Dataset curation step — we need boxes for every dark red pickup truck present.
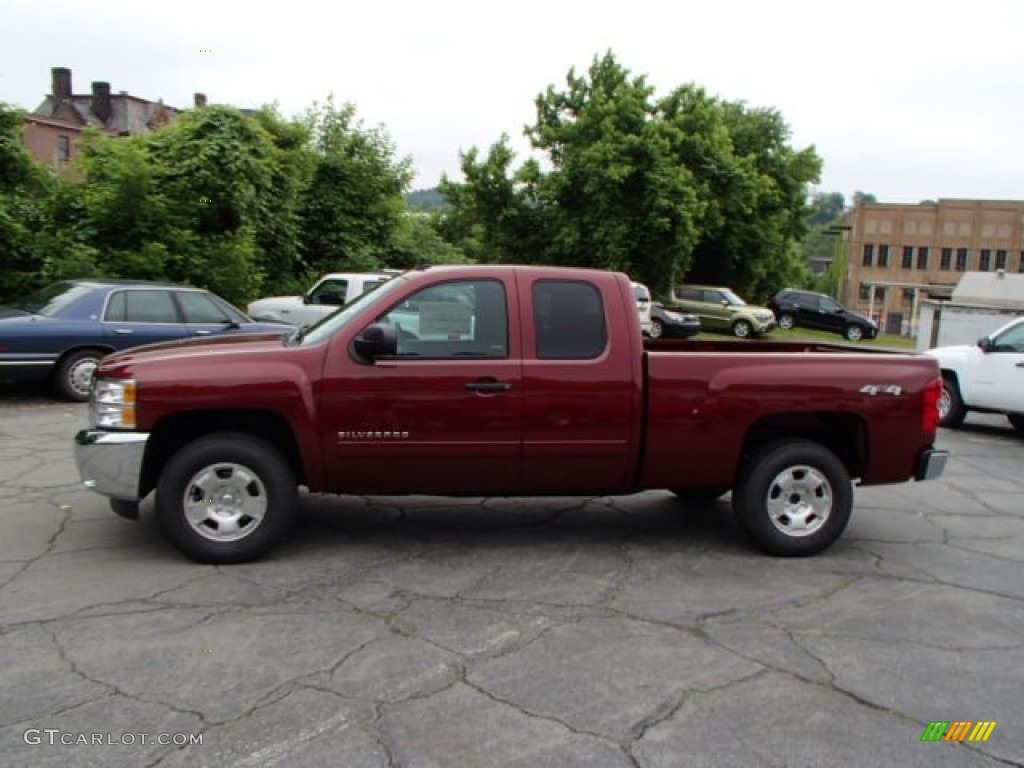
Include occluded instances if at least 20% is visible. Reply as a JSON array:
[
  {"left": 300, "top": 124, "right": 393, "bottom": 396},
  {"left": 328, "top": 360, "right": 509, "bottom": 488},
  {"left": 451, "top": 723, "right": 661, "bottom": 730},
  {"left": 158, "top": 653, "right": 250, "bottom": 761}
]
[{"left": 74, "top": 265, "right": 947, "bottom": 563}]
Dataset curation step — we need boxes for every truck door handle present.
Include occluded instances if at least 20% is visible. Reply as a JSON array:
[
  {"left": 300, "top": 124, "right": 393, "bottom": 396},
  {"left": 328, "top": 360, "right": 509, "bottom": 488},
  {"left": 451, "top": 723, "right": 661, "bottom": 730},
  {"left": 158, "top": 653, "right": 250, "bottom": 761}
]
[
  {"left": 465, "top": 379, "right": 512, "bottom": 393},
  {"left": 114, "top": 328, "right": 134, "bottom": 335},
  {"left": 193, "top": 330, "right": 212, "bottom": 335},
  {"left": 1016, "top": 362, "right": 1024, "bottom": 367}
]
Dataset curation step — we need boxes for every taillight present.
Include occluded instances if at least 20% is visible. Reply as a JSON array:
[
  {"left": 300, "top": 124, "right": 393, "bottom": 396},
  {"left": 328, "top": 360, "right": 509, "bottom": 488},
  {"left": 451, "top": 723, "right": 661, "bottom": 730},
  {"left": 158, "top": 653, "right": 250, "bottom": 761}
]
[{"left": 922, "top": 376, "right": 941, "bottom": 436}]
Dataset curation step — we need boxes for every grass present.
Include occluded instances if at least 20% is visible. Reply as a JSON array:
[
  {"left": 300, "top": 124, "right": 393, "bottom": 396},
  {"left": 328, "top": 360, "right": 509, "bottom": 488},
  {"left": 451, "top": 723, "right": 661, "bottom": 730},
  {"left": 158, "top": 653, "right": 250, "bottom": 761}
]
[
  {"left": 767, "top": 327, "right": 917, "bottom": 349},
  {"left": 690, "top": 326, "right": 919, "bottom": 350}
]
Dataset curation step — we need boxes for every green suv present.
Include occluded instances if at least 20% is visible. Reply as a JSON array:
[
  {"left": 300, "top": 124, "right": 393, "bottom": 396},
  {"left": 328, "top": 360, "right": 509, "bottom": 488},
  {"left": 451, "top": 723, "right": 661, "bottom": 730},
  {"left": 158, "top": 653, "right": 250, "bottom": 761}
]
[{"left": 671, "top": 285, "right": 776, "bottom": 337}]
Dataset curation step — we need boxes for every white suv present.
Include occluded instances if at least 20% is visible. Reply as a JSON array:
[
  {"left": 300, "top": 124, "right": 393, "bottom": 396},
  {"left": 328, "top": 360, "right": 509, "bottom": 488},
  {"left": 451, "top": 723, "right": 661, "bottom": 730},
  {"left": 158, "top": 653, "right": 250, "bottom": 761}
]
[
  {"left": 248, "top": 272, "right": 396, "bottom": 327},
  {"left": 632, "top": 282, "right": 653, "bottom": 336}
]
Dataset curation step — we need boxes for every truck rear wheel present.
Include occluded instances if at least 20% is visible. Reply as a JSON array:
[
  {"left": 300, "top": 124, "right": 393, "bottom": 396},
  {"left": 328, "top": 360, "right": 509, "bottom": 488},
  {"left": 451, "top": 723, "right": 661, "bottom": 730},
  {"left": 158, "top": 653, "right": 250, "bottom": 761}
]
[
  {"left": 1008, "top": 414, "right": 1024, "bottom": 433},
  {"left": 938, "top": 374, "right": 966, "bottom": 428},
  {"left": 155, "top": 433, "right": 296, "bottom": 563},
  {"left": 733, "top": 440, "right": 852, "bottom": 557}
]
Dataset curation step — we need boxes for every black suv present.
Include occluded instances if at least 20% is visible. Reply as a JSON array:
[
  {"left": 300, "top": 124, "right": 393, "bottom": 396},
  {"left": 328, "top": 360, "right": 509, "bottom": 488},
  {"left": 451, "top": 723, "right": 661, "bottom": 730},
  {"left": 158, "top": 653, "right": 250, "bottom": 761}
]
[{"left": 766, "top": 289, "right": 878, "bottom": 342}]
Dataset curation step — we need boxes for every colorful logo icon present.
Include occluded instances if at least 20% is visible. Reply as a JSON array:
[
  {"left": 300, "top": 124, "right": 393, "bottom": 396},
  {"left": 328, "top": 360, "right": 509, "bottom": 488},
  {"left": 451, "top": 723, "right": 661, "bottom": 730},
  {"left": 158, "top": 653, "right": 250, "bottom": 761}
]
[{"left": 921, "top": 721, "right": 997, "bottom": 742}]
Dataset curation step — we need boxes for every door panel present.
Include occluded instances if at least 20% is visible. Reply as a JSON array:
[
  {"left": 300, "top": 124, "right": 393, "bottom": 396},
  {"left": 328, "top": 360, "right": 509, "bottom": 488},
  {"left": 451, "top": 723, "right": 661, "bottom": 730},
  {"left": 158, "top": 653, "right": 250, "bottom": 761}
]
[
  {"left": 318, "top": 277, "right": 523, "bottom": 495},
  {"left": 519, "top": 277, "right": 639, "bottom": 493}
]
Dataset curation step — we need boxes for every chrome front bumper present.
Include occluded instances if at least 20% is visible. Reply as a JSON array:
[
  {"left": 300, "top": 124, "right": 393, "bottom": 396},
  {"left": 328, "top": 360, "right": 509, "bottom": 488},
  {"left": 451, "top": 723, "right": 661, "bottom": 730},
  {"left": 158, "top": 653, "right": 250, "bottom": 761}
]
[
  {"left": 73, "top": 429, "right": 149, "bottom": 500},
  {"left": 915, "top": 448, "right": 949, "bottom": 481}
]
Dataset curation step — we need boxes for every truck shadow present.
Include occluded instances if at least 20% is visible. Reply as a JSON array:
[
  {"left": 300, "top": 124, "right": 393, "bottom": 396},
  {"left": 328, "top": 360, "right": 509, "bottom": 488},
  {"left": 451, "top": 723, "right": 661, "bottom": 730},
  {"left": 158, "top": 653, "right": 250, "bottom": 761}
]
[{"left": 285, "top": 491, "right": 748, "bottom": 555}]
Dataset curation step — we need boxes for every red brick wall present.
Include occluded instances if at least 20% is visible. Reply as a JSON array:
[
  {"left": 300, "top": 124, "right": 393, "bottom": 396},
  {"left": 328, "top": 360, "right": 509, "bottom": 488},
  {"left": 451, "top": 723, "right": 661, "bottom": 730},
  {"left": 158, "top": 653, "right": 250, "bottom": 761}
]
[{"left": 21, "top": 121, "right": 83, "bottom": 168}]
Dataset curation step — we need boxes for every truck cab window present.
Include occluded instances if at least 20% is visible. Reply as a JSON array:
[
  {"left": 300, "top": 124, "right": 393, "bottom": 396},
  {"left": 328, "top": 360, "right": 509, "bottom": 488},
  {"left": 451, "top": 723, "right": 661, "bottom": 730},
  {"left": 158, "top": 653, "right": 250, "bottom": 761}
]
[
  {"left": 533, "top": 280, "right": 607, "bottom": 359},
  {"left": 379, "top": 279, "right": 508, "bottom": 358}
]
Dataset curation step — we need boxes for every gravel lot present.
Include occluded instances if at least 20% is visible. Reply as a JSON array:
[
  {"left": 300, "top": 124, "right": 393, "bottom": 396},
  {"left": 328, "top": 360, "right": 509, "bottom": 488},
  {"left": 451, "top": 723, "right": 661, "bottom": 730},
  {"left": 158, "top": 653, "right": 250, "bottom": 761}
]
[{"left": 1, "top": 387, "right": 1021, "bottom": 767}]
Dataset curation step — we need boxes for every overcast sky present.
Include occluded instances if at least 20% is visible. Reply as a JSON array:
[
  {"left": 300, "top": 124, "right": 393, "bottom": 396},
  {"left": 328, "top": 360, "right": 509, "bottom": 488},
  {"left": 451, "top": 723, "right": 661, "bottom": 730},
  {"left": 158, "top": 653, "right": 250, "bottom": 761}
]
[{"left": 3, "top": 0, "right": 1023, "bottom": 204}]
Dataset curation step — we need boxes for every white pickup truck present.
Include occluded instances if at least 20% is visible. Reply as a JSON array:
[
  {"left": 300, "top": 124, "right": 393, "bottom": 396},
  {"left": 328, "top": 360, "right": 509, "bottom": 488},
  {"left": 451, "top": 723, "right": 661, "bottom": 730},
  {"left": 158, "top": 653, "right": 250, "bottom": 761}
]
[
  {"left": 928, "top": 315, "right": 1024, "bottom": 432},
  {"left": 248, "top": 272, "right": 396, "bottom": 327}
]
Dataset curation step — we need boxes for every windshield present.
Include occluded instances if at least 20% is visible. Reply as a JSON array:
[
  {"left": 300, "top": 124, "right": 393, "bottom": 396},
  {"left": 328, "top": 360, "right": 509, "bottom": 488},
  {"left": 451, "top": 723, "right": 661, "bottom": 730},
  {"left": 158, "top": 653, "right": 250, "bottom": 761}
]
[
  {"left": 721, "top": 289, "right": 746, "bottom": 306},
  {"left": 291, "top": 274, "right": 410, "bottom": 346},
  {"left": 9, "top": 282, "right": 94, "bottom": 316}
]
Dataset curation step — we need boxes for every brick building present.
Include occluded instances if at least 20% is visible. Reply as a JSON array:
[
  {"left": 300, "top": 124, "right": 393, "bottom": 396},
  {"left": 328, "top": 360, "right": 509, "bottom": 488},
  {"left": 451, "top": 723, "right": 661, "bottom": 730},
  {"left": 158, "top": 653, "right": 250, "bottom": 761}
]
[
  {"left": 20, "top": 67, "right": 206, "bottom": 169},
  {"left": 841, "top": 199, "right": 1024, "bottom": 335}
]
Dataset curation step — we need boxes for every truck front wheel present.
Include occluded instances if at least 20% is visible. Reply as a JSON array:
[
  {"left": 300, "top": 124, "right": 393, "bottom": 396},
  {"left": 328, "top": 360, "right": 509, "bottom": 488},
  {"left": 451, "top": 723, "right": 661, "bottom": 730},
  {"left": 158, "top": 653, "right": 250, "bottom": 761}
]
[
  {"left": 155, "top": 433, "right": 297, "bottom": 563},
  {"left": 733, "top": 440, "right": 852, "bottom": 557}
]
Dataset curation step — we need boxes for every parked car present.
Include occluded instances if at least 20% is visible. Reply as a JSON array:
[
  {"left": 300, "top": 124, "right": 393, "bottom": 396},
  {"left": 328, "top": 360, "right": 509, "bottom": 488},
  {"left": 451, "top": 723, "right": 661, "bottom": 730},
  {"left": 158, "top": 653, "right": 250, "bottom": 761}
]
[
  {"left": 767, "top": 288, "right": 878, "bottom": 342},
  {"left": 632, "top": 282, "right": 653, "bottom": 336},
  {"left": 0, "top": 280, "right": 293, "bottom": 402},
  {"left": 926, "top": 315, "right": 1024, "bottom": 432},
  {"left": 248, "top": 271, "right": 397, "bottom": 327},
  {"left": 649, "top": 302, "right": 701, "bottom": 339},
  {"left": 671, "top": 285, "right": 775, "bottom": 337},
  {"left": 73, "top": 265, "right": 946, "bottom": 564}
]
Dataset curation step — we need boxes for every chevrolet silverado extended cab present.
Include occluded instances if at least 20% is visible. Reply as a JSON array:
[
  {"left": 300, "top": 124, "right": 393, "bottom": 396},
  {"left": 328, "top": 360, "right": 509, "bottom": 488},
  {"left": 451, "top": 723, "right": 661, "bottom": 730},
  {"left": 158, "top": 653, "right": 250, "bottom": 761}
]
[{"left": 74, "top": 266, "right": 948, "bottom": 564}]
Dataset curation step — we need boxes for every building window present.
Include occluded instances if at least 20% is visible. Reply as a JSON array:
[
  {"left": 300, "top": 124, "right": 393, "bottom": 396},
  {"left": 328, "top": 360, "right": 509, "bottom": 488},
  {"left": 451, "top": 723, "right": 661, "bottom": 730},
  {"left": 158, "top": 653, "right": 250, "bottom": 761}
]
[
  {"left": 877, "top": 244, "right": 890, "bottom": 268},
  {"left": 901, "top": 246, "right": 913, "bottom": 269},
  {"left": 996, "top": 249, "right": 1008, "bottom": 270},
  {"left": 1019, "top": 251, "right": 1024, "bottom": 273},
  {"left": 56, "top": 135, "right": 70, "bottom": 163},
  {"left": 858, "top": 283, "right": 870, "bottom": 300},
  {"left": 862, "top": 243, "right": 874, "bottom": 267},
  {"left": 903, "top": 288, "right": 916, "bottom": 302},
  {"left": 916, "top": 246, "right": 929, "bottom": 270},
  {"left": 956, "top": 248, "right": 969, "bottom": 271},
  {"left": 979, "top": 249, "right": 991, "bottom": 271},
  {"left": 940, "top": 247, "right": 953, "bottom": 270}
]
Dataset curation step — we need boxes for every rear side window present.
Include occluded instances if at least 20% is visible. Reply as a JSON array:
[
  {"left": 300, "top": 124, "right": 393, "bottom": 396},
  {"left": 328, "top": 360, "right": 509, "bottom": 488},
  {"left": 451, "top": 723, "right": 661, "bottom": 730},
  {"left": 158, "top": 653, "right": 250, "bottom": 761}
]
[
  {"left": 176, "top": 291, "right": 231, "bottom": 324},
  {"left": 533, "top": 280, "right": 607, "bottom": 359},
  {"left": 105, "top": 290, "right": 179, "bottom": 323},
  {"left": 676, "top": 287, "right": 701, "bottom": 301}
]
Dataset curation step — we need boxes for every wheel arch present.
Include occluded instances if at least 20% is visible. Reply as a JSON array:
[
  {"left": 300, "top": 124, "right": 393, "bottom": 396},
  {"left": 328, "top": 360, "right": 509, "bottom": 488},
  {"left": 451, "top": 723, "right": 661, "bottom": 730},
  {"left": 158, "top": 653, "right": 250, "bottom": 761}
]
[
  {"left": 738, "top": 412, "right": 866, "bottom": 482},
  {"left": 50, "top": 344, "right": 116, "bottom": 375},
  {"left": 140, "top": 409, "right": 306, "bottom": 497}
]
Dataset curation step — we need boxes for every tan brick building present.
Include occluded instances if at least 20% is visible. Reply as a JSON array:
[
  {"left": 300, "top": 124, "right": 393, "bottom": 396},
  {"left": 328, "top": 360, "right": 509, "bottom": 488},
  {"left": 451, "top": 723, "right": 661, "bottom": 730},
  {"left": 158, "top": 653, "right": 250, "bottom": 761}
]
[
  {"left": 841, "top": 199, "right": 1024, "bottom": 335},
  {"left": 21, "top": 67, "right": 205, "bottom": 171}
]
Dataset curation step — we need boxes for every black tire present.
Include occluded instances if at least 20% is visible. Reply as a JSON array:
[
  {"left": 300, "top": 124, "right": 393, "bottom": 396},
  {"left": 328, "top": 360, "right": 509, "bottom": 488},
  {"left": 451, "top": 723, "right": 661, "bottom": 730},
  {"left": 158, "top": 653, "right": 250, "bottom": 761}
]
[
  {"left": 671, "top": 486, "right": 729, "bottom": 504},
  {"left": 732, "top": 440, "right": 852, "bottom": 557},
  {"left": 649, "top": 319, "right": 664, "bottom": 339},
  {"left": 777, "top": 313, "right": 795, "bottom": 330},
  {"left": 155, "top": 433, "right": 297, "bottom": 563},
  {"left": 732, "top": 319, "right": 753, "bottom": 338},
  {"left": 844, "top": 324, "right": 865, "bottom": 342},
  {"left": 1007, "top": 414, "right": 1024, "bottom": 433},
  {"left": 938, "top": 374, "right": 967, "bottom": 428},
  {"left": 55, "top": 349, "right": 103, "bottom": 402}
]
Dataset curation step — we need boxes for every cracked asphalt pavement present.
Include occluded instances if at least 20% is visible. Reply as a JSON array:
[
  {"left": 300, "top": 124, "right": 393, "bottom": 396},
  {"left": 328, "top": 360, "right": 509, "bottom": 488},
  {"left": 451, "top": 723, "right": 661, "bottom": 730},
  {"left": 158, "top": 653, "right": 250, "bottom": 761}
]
[{"left": 1, "top": 388, "right": 1022, "bottom": 767}]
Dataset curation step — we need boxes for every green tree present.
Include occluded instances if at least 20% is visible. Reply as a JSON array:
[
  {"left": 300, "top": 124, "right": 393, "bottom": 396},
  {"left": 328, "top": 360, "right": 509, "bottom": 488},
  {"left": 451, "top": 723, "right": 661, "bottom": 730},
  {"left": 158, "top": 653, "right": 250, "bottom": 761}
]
[
  {"left": 298, "top": 97, "right": 413, "bottom": 275},
  {"left": 0, "top": 103, "right": 55, "bottom": 301}
]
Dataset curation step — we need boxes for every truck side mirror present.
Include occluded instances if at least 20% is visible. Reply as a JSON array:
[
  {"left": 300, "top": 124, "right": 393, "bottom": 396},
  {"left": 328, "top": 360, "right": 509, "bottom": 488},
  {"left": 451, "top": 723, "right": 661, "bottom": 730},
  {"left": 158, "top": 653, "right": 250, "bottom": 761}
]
[
  {"left": 977, "top": 337, "right": 992, "bottom": 352},
  {"left": 354, "top": 322, "right": 398, "bottom": 361}
]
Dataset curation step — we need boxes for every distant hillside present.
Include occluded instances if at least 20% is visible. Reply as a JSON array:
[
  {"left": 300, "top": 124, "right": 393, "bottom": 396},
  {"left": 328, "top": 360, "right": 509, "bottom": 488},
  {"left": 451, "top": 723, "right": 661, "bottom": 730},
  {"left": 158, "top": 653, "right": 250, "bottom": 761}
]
[{"left": 406, "top": 187, "right": 450, "bottom": 212}]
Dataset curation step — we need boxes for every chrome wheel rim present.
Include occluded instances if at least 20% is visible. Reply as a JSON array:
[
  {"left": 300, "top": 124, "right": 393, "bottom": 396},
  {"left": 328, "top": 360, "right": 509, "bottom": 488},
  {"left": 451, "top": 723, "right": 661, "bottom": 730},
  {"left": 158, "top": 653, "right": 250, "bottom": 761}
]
[
  {"left": 734, "top": 322, "right": 751, "bottom": 338},
  {"left": 765, "top": 465, "right": 832, "bottom": 537},
  {"left": 938, "top": 387, "right": 951, "bottom": 419},
  {"left": 183, "top": 462, "right": 267, "bottom": 542},
  {"left": 846, "top": 326, "right": 863, "bottom": 341},
  {"left": 69, "top": 357, "right": 99, "bottom": 399},
  {"left": 650, "top": 321, "right": 662, "bottom": 339},
  {"left": 779, "top": 315, "right": 794, "bottom": 330}
]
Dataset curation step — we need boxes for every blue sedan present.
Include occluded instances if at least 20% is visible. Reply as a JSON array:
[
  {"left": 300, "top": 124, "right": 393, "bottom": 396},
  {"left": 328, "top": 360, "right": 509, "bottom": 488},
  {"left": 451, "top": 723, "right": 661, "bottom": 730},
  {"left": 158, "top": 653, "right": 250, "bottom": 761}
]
[{"left": 0, "top": 279, "right": 294, "bottom": 401}]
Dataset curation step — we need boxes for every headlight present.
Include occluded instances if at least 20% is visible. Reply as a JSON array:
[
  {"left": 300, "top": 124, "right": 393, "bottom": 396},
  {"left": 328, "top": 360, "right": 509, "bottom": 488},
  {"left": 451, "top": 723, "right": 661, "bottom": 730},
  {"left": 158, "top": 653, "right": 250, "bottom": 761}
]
[
  {"left": 664, "top": 311, "right": 685, "bottom": 322},
  {"left": 91, "top": 378, "right": 137, "bottom": 429}
]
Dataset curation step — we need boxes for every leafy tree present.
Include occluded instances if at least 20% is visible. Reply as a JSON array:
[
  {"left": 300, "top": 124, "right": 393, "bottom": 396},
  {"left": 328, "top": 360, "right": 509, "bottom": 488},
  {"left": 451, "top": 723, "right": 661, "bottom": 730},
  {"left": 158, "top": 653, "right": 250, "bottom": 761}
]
[
  {"left": 807, "top": 191, "right": 845, "bottom": 227},
  {"left": 298, "top": 97, "right": 413, "bottom": 275},
  {"left": 0, "top": 103, "right": 54, "bottom": 301},
  {"left": 438, "top": 52, "right": 821, "bottom": 301},
  {"left": 406, "top": 187, "right": 449, "bottom": 212}
]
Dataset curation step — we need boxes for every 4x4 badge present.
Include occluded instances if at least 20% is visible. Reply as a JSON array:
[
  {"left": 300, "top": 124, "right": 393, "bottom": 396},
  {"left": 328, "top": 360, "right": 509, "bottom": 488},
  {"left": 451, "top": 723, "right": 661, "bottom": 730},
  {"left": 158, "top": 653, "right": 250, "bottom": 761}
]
[{"left": 860, "top": 384, "right": 902, "bottom": 396}]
